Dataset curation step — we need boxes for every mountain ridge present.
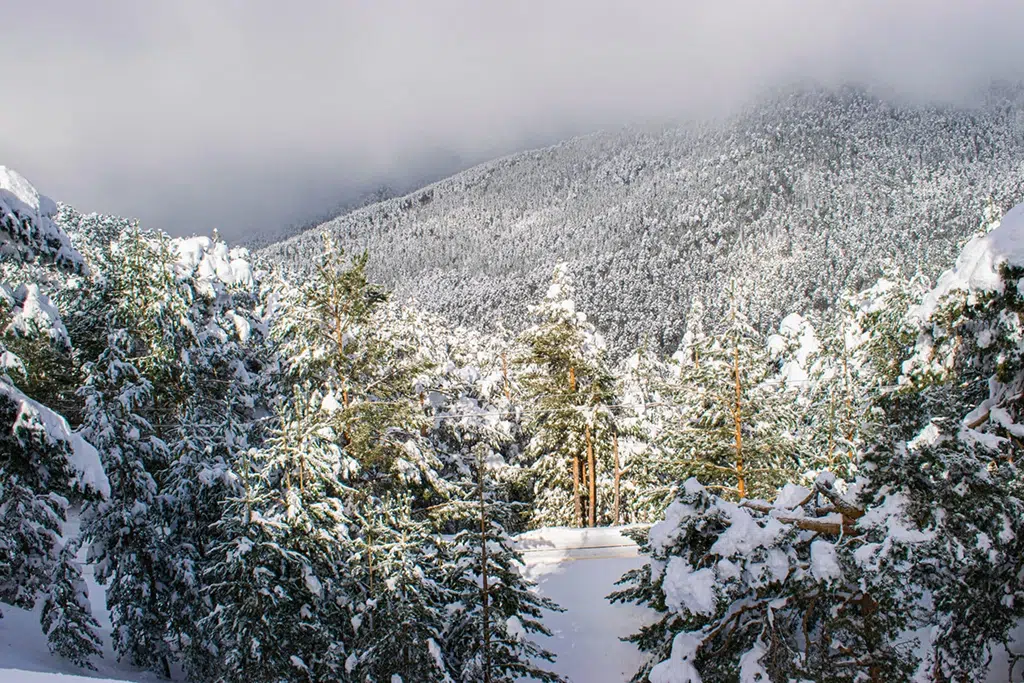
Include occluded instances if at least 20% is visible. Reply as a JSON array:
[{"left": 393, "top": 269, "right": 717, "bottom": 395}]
[{"left": 261, "top": 84, "right": 1024, "bottom": 354}]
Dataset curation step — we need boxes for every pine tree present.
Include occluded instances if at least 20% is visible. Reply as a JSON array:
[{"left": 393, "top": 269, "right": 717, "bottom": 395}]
[
  {"left": 611, "top": 477, "right": 915, "bottom": 683},
  {"left": 79, "top": 332, "right": 174, "bottom": 676},
  {"left": 201, "top": 489, "right": 319, "bottom": 683},
  {"left": 798, "top": 305, "right": 872, "bottom": 480},
  {"left": 40, "top": 540, "right": 103, "bottom": 670},
  {"left": 0, "top": 168, "right": 107, "bottom": 661},
  {"left": 73, "top": 229, "right": 196, "bottom": 676},
  {"left": 440, "top": 445, "right": 564, "bottom": 683},
  {"left": 616, "top": 203, "right": 1024, "bottom": 682},
  {"left": 614, "top": 345, "right": 671, "bottom": 523},
  {"left": 517, "top": 263, "right": 617, "bottom": 527},
  {"left": 658, "top": 285, "right": 801, "bottom": 500},
  {"left": 273, "top": 236, "right": 443, "bottom": 500},
  {"left": 203, "top": 388, "right": 360, "bottom": 681},
  {"left": 346, "top": 496, "right": 455, "bottom": 682}
]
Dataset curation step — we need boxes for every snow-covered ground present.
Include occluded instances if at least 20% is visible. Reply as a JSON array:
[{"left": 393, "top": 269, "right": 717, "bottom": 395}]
[
  {"left": 0, "top": 515, "right": 168, "bottom": 683},
  {"left": 0, "top": 556, "right": 169, "bottom": 683},
  {"left": 516, "top": 526, "right": 653, "bottom": 683}
]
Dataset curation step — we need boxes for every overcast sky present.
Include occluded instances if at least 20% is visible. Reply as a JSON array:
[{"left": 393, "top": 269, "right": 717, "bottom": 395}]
[{"left": 2, "top": 0, "right": 1023, "bottom": 241}]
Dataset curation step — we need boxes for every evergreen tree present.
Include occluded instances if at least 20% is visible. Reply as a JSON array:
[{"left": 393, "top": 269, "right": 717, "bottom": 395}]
[
  {"left": 614, "top": 345, "right": 670, "bottom": 523},
  {"left": 79, "top": 332, "right": 174, "bottom": 676},
  {"left": 40, "top": 540, "right": 103, "bottom": 670},
  {"left": 203, "top": 388, "right": 359, "bottom": 681},
  {"left": 517, "top": 263, "right": 617, "bottom": 527},
  {"left": 440, "top": 446, "right": 564, "bottom": 682},
  {"left": 346, "top": 496, "right": 454, "bottom": 682},
  {"left": 273, "top": 236, "right": 443, "bottom": 500},
  {"left": 0, "top": 168, "right": 107, "bottom": 663},
  {"left": 657, "top": 285, "right": 801, "bottom": 500},
  {"left": 611, "top": 477, "right": 914, "bottom": 683},
  {"left": 616, "top": 203, "right": 1024, "bottom": 683}
]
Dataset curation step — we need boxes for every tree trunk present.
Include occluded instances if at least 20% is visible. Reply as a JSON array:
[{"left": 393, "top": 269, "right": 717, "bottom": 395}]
[
  {"left": 733, "top": 340, "right": 745, "bottom": 499},
  {"left": 478, "top": 457, "right": 491, "bottom": 683},
  {"left": 842, "top": 351, "right": 855, "bottom": 461},
  {"left": 573, "top": 456, "right": 582, "bottom": 528},
  {"left": 586, "top": 423, "right": 597, "bottom": 527},
  {"left": 613, "top": 431, "right": 621, "bottom": 526},
  {"left": 569, "top": 365, "right": 582, "bottom": 526}
]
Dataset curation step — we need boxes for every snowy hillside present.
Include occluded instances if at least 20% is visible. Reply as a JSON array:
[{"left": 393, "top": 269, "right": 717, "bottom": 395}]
[{"left": 262, "top": 85, "right": 1024, "bottom": 353}]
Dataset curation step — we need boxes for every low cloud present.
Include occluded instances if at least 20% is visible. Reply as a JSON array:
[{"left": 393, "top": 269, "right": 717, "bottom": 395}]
[{"left": 2, "top": 0, "right": 1023, "bottom": 240}]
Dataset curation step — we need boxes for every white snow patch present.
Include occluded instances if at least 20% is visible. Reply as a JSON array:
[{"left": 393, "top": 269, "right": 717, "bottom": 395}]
[
  {"left": 810, "top": 540, "right": 842, "bottom": 583},
  {"left": 649, "top": 632, "right": 703, "bottom": 683},
  {"left": 516, "top": 526, "right": 652, "bottom": 683},
  {"left": 774, "top": 483, "right": 811, "bottom": 509},
  {"left": 662, "top": 561, "right": 717, "bottom": 616},
  {"left": 1, "top": 380, "right": 109, "bottom": 497},
  {"left": 738, "top": 639, "right": 772, "bottom": 683}
]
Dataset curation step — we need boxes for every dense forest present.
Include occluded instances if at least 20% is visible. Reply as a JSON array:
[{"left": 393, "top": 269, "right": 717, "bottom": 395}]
[
  {"left": 264, "top": 84, "right": 1024, "bottom": 355},
  {"left": 4, "top": 85, "right": 1024, "bottom": 683},
  {"left": 4, "top": 158, "right": 1024, "bottom": 681}
]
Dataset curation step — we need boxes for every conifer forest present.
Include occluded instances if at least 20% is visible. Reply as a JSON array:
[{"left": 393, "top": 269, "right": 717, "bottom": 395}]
[{"left": 5, "top": 47, "right": 1024, "bottom": 683}]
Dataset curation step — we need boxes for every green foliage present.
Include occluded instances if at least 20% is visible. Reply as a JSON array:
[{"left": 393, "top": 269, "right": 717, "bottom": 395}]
[
  {"left": 517, "top": 263, "right": 618, "bottom": 527},
  {"left": 657, "top": 286, "right": 801, "bottom": 501}
]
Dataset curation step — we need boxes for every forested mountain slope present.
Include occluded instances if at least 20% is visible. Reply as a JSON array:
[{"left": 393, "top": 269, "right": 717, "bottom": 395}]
[{"left": 262, "top": 85, "right": 1024, "bottom": 354}]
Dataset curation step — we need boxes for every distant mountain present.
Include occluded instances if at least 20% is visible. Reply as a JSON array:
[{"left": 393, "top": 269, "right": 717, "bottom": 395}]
[
  {"left": 238, "top": 184, "right": 402, "bottom": 250},
  {"left": 261, "top": 84, "right": 1024, "bottom": 355}
]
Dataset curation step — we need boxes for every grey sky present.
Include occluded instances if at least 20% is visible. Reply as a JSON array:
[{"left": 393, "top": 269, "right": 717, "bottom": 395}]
[{"left": 2, "top": 0, "right": 1023, "bottom": 241}]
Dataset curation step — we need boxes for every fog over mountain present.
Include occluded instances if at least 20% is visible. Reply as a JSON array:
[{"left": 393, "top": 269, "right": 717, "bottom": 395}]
[{"left": 2, "top": 1, "right": 1024, "bottom": 240}]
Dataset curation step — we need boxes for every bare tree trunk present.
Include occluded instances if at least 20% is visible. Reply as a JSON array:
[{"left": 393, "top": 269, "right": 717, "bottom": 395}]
[
  {"left": 586, "top": 423, "right": 596, "bottom": 527},
  {"left": 478, "top": 456, "right": 491, "bottom": 683},
  {"left": 733, "top": 340, "right": 746, "bottom": 499},
  {"left": 613, "top": 431, "right": 621, "bottom": 526}
]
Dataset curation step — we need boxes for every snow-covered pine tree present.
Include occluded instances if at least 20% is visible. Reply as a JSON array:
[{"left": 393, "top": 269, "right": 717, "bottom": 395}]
[
  {"left": 200, "top": 475, "right": 319, "bottom": 683},
  {"left": 202, "top": 386, "right": 359, "bottom": 681},
  {"left": 616, "top": 203, "right": 1024, "bottom": 682},
  {"left": 156, "top": 236, "right": 273, "bottom": 676},
  {"left": 0, "top": 167, "right": 108, "bottom": 664},
  {"left": 657, "top": 285, "right": 801, "bottom": 501},
  {"left": 72, "top": 222, "right": 209, "bottom": 676},
  {"left": 79, "top": 331, "right": 174, "bottom": 676},
  {"left": 40, "top": 539, "right": 103, "bottom": 669},
  {"left": 440, "top": 445, "right": 564, "bottom": 683},
  {"left": 345, "top": 495, "right": 455, "bottom": 682},
  {"left": 610, "top": 477, "right": 915, "bottom": 683},
  {"left": 405, "top": 306, "right": 539, "bottom": 531},
  {"left": 517, "top": 262, "right": 617, "bottom": 527},
  {"left": 614, "top": 345, "right": 671, "bottom": 523},
  {"left": 273, "top": 235, "right": 444, "bottom": 501},
  {"left": 792, "top": 304, "right": 874, "bottom": 481},
  {"left": 851, "top": 202, "right": 1024, "bottom": 680}
]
